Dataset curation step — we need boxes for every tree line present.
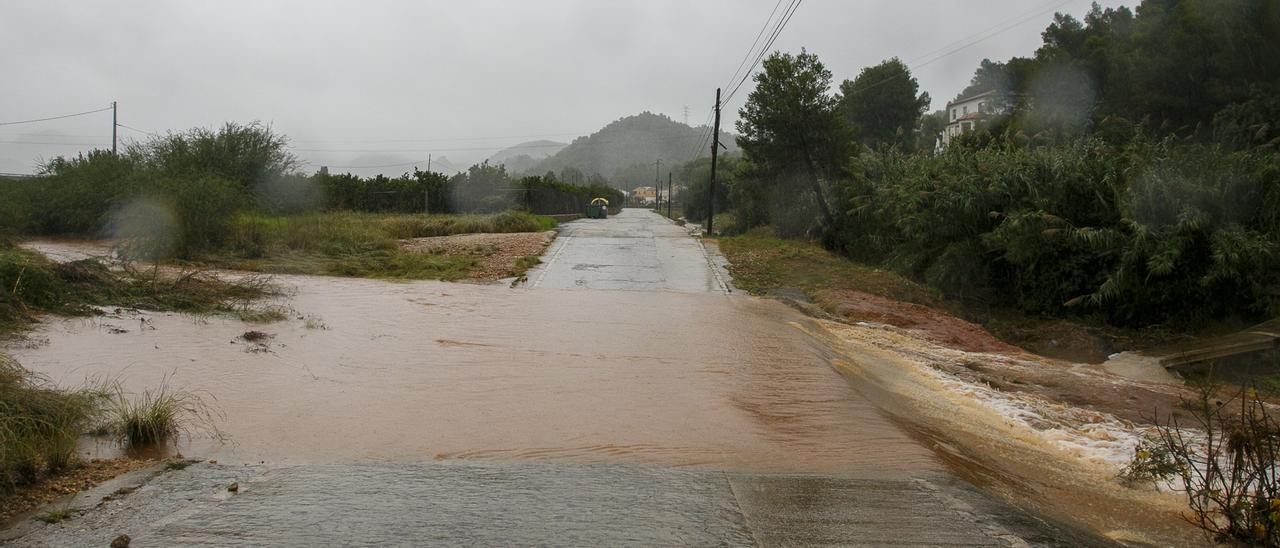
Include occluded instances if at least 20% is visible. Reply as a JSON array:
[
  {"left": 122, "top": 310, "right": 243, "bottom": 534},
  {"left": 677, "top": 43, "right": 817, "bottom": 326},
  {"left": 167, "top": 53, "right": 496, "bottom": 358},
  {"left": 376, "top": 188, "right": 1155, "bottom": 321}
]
[
  {"left": 714, "top": 0, "right": 1280, "bottom": 327},
  {"left": 0, "top": 123, "right": 623, "bottom": 257}
]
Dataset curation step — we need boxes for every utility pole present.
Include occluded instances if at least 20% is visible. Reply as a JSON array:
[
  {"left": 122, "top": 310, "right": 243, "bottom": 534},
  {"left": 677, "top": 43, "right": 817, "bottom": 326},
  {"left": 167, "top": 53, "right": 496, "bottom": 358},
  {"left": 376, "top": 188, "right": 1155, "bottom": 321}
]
[
  {"left": 707, "top": 88, "right": 721, "bottom": 235},
  {"left": 654, "top": 159, "right": 661, "bottom": 211},
  {"left": 111, "top": 101, "right": 117, "bottom": 155},
  {"left": 683, "top": 105, "right": 690, "bottom": 126},
  {"left": 424, "top": 154, "right": 432, "bottom": 214},
  {"left": 667, "top": 172, "right": 672, "bottom": 219}
]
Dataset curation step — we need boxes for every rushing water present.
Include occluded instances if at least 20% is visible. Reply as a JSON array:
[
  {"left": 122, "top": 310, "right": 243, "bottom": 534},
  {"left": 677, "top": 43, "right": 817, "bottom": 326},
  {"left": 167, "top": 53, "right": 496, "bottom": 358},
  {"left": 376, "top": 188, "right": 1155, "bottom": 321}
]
[
  {"left": 12, "top": 240, "right": 1205, "bottom": 544},
  {"left": 11, "top": 270, "right": 941, "bottom": 477}
]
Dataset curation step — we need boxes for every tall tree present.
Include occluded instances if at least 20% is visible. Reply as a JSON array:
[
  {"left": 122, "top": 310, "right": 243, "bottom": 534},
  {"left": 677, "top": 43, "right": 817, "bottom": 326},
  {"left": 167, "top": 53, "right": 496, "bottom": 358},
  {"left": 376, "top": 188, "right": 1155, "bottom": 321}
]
[
  {"left": 736, "top": 49, "right": 850, "bottom": 230},
  {"left": 837, "top": 58, "right": 931, "bottom": 149}
]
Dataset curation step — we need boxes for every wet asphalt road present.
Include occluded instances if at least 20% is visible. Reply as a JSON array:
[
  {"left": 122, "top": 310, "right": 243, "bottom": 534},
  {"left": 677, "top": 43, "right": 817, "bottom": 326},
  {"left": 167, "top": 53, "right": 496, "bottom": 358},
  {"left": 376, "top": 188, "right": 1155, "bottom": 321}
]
[
  {"left": 529, "top": 208, "right": 730, "bottom": 292},
  {"left": 6, "top": 210, "right": 1104, "bottom": 547}
]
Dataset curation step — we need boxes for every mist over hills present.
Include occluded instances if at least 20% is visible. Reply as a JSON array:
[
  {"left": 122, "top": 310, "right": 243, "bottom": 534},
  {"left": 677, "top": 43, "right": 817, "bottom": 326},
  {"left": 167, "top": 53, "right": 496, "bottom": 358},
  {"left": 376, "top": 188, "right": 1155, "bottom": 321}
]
[
  {"left": 486, "top": 140, "right": 568, "bottom": 173},
  {"left": 528, "top": 112, "right": 737, "bottom": 188}
]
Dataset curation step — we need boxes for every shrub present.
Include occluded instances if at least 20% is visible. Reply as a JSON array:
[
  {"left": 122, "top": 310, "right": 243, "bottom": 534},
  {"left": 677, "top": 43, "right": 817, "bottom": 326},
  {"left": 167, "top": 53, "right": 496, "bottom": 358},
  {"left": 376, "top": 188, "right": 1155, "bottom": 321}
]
[
  {"left": 0, "top": 354, "right": 100, "bottom": 493},
  {"left": 826, "top": 137, "right": 1280, "bottom": 326},
  {"left": 1128, "top": 381, "right": 1280, "bottom": 546}
]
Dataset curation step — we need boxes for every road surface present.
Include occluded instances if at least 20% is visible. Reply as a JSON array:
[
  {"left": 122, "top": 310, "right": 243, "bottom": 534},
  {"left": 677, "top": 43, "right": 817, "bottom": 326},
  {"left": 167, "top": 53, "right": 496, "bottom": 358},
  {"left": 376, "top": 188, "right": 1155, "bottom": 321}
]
[
  {"left": 6, "top": 210, "right": 1103, "bottom": 546},
  {"left": 529, "top": 208, "right": 730, "bottom": 292}
]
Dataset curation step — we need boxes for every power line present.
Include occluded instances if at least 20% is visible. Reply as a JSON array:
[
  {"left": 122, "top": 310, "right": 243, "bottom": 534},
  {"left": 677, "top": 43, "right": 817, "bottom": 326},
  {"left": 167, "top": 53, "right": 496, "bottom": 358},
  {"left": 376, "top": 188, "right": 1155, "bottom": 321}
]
[
  {"left": 0, "top": 140, "right": 107, "bottom": 146},
  {"left": 721, "top": 0, "right": 786, "bottom": 93},
  {"left": 293, "top": 142, "right": 572, "bottom": 154},
  {"left": 290, "top": 131, "right": 589, "bottom": 144},
  {"left": 116, "top": 123, "right": 157, "bottom": 136},
  {"left": 722, "top": 0, "right": 803, "bottom": 106},
  {"left": 841, "top": 0, "right": 1080, "bottom": 99},
  {"left": 0, "top": 106, "right": 113, "bottom": 127}
]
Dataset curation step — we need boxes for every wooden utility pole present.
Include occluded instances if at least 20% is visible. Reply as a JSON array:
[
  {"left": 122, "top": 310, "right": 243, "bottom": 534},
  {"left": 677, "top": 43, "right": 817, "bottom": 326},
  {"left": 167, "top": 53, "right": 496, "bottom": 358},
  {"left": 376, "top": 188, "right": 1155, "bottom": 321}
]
[
  {"left": 707, "top": 88, "right": 721, "bottom": 235},
  {"left": 111, "top": 101, "right": 117, "bottom": 155},
  {"left": 667, "top": 172, "right": 672, "bottom": 219}
]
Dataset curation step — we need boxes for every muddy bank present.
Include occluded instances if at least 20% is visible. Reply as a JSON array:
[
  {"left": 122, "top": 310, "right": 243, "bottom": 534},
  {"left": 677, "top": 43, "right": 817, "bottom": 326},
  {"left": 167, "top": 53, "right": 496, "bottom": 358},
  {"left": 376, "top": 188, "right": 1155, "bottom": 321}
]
[
  {"left": 0, "top": 458, "right": 156, "bottom": 524},
  {"left": 807, "top": 319, "right": 1203, "bottom": 545}
]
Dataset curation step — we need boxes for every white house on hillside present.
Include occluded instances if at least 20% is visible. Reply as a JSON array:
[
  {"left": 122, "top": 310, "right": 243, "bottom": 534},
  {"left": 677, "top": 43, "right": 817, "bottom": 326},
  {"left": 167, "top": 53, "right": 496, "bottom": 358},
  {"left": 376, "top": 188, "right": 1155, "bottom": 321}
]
[{"left": 941, "top": 90, "right": 998, "bottom": 147}]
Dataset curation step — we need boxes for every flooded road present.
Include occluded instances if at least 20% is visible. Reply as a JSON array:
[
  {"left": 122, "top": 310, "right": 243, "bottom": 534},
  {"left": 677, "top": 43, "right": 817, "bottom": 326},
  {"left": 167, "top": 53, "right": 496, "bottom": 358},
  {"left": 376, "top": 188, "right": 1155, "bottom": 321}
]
[
  {"left": 15, "top": 278, "right": 939, "bottom": 475},
  {"left": 8, "top": 211, "right": 1176, "bottom": 545}
]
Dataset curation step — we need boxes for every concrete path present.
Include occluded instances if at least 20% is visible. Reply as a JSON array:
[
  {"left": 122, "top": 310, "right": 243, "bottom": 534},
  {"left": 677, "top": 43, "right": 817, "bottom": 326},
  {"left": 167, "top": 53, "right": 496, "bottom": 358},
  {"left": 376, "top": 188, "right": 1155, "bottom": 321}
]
[
  {"left": 528, "top": 208, "right": 729, "bottom": 292},
  {"left": 11, "top": 461, "right": 1092, "bottom": 547}
]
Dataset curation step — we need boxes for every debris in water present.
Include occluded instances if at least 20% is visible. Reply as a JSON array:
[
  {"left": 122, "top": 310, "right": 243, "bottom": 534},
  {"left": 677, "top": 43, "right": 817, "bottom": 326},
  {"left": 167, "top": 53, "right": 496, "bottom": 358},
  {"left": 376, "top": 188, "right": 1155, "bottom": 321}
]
[{"left": 241, "top": 331, "right": 272, "bottom": 342}]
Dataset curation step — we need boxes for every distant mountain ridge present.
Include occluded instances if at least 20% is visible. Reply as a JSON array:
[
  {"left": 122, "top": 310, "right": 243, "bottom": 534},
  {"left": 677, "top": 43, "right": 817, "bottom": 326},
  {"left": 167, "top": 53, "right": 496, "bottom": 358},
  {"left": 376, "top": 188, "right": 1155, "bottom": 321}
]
[
  {"left": 486, "top": 140, "right": 568, "bottom": 173},
  {"left": 529, "top": 112, "right": 737, "bottom": 188}
]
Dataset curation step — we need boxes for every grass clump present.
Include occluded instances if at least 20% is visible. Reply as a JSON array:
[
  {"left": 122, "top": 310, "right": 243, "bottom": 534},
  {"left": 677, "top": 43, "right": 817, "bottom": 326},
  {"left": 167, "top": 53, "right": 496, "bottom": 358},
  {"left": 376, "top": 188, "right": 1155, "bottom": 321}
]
[
  {"left": 105, "top": 382, "right": 216, "bottom": 448},
  {"left": 0, "top": 354, "right": 101, "bottom": 495},
  {"left": 36, "top": 507, "right": 75, "bottom": 524}
]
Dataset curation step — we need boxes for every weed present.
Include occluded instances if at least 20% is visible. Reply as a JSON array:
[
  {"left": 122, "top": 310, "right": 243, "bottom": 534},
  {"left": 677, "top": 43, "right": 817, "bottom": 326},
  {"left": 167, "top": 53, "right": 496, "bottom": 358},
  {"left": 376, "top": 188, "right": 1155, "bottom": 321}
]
[
  {"left": 514, "top": 255, "right": 542, "bottom": 271},
  {"left": 106, "top": 380, "right": 220, "bottom": 448},
  {"left": 1128, "top": 376, "right": 1280, "bottom": 545},
  {"left": 163, "top": 458, "right": 196, "bottom": 471},
  {"left": 36, "top": 507, "right": 75, "bottom": 524},
  {"left": 0, "top": 354, "right": 101, "bottom": 494},
  {"left": 302, "top": 315, "right": 327, "bottom": 330}
]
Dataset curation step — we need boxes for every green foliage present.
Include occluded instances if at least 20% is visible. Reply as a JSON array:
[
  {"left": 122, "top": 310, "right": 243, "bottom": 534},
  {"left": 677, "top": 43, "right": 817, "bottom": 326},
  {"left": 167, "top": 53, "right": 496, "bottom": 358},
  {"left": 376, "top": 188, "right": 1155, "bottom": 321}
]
[
  {"left": 837, "top": 58, "right": 931, "bottom": 150},
  {"left": 724, "top": 2, "right": 1280, "bottom": 329},
  {"left": 1137, "top": 381, "right": 1280, "bottom": 545},
  {"left": 208, "top": 210, "right": 551, "bottom": 279},
  {"left": 679, "top": 155, "right": 735, "bottom": 223},
  {"left": 0, "top": 123, "right": 613, "bottom": 259},
  {"left": 0, "top": 354, "right": 100, "bottom": 494},
  {"left": 736, "top": 49, "right": 853, "bottom": 231},
  {"left": 517, "top": 175, "right": 624, "bottom": 216},
  {"left": 127, "top": 122, "right": 298, "bottom": 188},
  {"left": 949, "top": 0, "right": 1280, "bottom": 143},
  {"left": 831, "top": 137, "right": 1280, "bottom": 325},
  {"left": 530, "top": 112, "right": 738, "bottom": 186}
]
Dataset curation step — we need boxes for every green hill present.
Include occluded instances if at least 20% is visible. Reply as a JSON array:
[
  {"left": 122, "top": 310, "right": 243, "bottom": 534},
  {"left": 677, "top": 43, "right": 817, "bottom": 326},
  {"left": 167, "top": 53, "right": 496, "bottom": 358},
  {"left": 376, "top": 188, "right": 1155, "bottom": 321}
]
[{"left": 530, "top": 112, "right": 737, "bottom": 189}]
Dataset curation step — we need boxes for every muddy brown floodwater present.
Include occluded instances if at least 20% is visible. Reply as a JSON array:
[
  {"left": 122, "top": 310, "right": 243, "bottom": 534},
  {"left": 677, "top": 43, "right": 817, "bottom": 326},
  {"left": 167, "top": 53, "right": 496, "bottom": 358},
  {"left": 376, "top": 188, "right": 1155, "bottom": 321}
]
[
  {"left": 13, "top": 239, "right": 1207, "bottom": 545},
  {"left": 11, "top": 273, "right": 941, "bottom": 477}
]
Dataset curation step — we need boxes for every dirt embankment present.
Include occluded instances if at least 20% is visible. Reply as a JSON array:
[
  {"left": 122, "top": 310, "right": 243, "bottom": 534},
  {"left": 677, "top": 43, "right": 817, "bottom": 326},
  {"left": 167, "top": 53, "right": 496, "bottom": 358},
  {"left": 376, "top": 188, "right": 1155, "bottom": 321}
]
[
  {"left": 810, "top": 287, "right": 1192, "bottom": 426},
  {"left": 1, "top": 458, "right": 156, "bottom": 524},
  {"left": 399, "top": 231, "right": 554, "bottom": 281}
]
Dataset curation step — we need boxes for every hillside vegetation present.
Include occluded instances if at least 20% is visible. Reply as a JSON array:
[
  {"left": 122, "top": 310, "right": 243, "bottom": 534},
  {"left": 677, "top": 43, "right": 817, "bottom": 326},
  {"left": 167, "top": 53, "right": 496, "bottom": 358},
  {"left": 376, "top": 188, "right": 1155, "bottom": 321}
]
[
  {"left": 713, "top": 0, "right": 1280, "bottom": 332},
  {"left": 530, "top": 112, "right": 738, "bottom": 189}
]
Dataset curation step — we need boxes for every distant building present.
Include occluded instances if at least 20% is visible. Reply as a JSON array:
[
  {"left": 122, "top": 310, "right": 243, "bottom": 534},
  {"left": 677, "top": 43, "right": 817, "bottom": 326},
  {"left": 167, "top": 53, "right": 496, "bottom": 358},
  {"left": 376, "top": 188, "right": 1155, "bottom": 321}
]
[
  {"left": 632, "top": 186, "right": 657, "bottom": 205},
  {"left": 941, "top": 90, "right": 998, "bottom": 147}
]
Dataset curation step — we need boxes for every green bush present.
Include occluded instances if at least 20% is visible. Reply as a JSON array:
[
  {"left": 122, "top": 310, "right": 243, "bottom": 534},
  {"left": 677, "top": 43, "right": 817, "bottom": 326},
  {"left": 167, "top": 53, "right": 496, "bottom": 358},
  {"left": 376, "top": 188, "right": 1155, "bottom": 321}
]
[
  {"left": 829, "top": 137, "right": 1280, "bottom": 325},
  {"left": 0, "top": 354, "right": 100, "bottom": 493}
]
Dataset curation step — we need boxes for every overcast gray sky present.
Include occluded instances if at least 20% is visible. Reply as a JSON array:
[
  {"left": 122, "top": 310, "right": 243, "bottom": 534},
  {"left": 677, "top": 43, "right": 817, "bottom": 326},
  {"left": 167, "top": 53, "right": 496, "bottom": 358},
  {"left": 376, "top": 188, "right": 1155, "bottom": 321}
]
[{"left": 0, "top": 0, "right": 1130, "bottom": 176}]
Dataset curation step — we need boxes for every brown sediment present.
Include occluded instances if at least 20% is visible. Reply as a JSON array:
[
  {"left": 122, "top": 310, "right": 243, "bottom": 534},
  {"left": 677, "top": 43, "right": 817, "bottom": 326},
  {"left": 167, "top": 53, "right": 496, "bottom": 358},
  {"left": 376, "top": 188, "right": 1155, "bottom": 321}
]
[
  {"left": 399, "top": 231, "right": 554, "bottom": 281},
  {"left": 809, "top": 319, "right": 1204, "bottom": 545},
  {"left": 812, "top": 288, "right": 1020, "bottom": 354},
  {"left": 1, "top": 458, "right": 156, "bottom": 524}
]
